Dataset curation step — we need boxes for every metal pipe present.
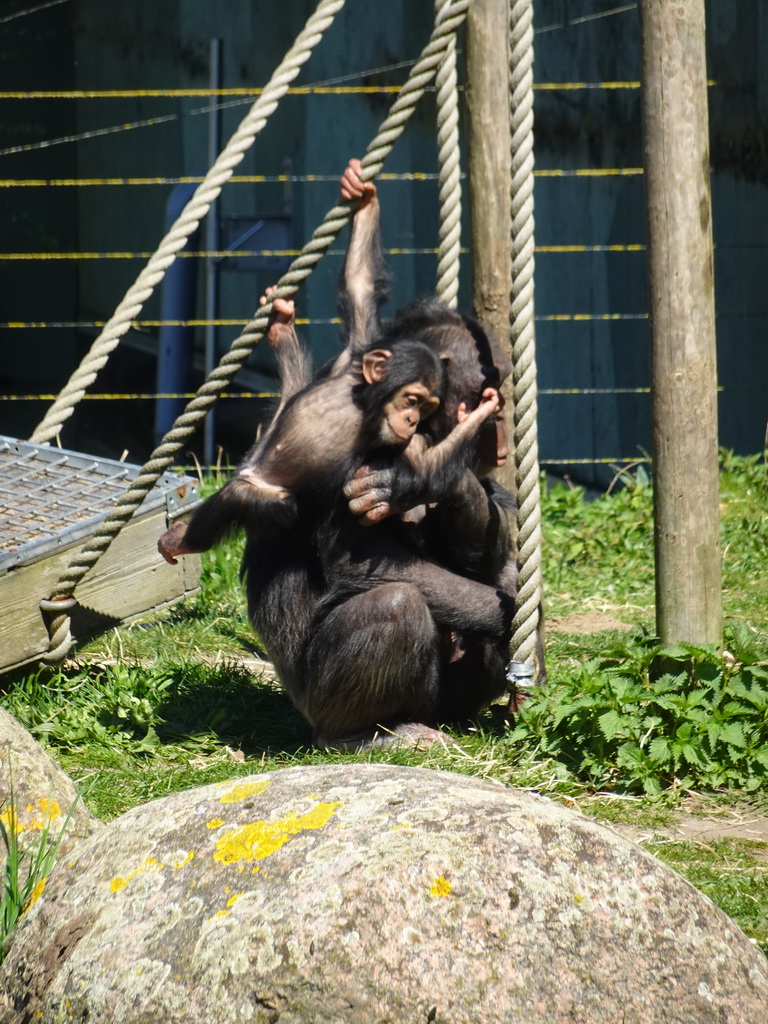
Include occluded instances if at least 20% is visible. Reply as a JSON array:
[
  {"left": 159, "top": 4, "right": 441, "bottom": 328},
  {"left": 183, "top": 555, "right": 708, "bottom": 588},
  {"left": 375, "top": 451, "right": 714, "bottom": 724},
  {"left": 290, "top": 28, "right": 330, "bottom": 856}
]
[
  {"left": 154, "top": 183, "right": 199, "bottom": 445},
  {"left": 204, "top": 37, "right": 223, "bottom": 467}
]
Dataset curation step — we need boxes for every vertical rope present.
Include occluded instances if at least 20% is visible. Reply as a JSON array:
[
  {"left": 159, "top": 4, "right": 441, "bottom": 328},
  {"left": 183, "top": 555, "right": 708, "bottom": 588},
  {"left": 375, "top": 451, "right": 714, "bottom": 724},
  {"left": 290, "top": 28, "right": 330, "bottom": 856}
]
[
  {"left": 507, "top": 0, "right": 542, "bottom": 669},
  {"left": 434, "top": 0, "right": 462, "bottom": 307},
  {"left": 30, "top": 0, "right": 347, "bottom": 447}
]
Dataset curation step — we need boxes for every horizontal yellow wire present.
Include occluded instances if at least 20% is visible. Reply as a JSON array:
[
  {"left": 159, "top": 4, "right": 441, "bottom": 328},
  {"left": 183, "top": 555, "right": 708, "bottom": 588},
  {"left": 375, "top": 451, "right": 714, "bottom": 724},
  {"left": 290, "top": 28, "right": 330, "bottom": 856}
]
[
  {"left": 0, "top": 82, "right": 644, "bottom": 99},
  {"left": 537, "top": 244, "right": 645, "bottom": 253},
  {"left": 0, "top": 392, "right": 279, "bottom": 401},
  {"left": 535, "top": 80, "right": 714, "bottom": 91},
  {"left": 0, "top": 317, "right": 326, "bottom": 328},
  {"left": 0, "top": 314, "right": 649, "bottom": 328},
  {"left": 536, "top": 81, "right": 639, "bottom": 91},
  {"left": 541, "top": 386, "right": 724, "bottom": 394},
  {"left": 0, "top": 169, "right": 643, "bottom": 187},
  {"left": 536, "top": 168, "right": 643, "bottom": 177},
  {"left": 540, "top": 456, "right": 651, "bottom": 465},
  {"left": 0, "top": 80, "right": 718, "bottom": 100},
  {"left": 540, "top": 387, "right": 651, "bottom": 394},
  {"left": 0, "top": 86, "right": 404, "bottom": 99},
  {"left": 9, "top": 388, "right": 733, "bottom": 399},
  {"left": 538, "top": 313, "right": 648, "bottom": 321},
  {"left": 0, "top": 245, "right": 644, "bottom": 261},
  {"left": 0, "top": 172, "right": 438, "bottom": 188},
  {"left": 1, "top": 249, "right": 464, "bottom": 260},
  {"left": 0, "top": 250, "right": 431, "bottom": 261},
  {"left": 1, "top": 389, "right": 658, "bottom": 401}
]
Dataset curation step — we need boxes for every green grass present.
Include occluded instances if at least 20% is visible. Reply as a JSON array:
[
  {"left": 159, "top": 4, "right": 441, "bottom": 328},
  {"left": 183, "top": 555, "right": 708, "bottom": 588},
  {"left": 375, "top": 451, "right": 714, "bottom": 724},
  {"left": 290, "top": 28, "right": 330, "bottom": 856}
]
[
  {"left": 649, "top": 838, "right": 768, "bottom": 952},
  {"left": 1, "top": 450, "right": 767, "bottom": 954}
]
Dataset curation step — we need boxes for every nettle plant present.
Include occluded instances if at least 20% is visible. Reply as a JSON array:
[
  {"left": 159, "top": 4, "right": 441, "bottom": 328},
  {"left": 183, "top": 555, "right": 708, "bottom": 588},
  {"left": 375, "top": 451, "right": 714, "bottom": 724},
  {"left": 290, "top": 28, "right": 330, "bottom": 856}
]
[{"left": 509, "top": 625, "right": 768, "bottom": 795}]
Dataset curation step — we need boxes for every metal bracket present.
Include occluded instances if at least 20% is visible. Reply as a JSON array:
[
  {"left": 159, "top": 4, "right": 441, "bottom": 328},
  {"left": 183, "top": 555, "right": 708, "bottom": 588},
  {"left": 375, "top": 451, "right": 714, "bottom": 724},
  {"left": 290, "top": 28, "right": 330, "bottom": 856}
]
[{"left": 506, "top": 660, "right": 536, "bottom": 689}]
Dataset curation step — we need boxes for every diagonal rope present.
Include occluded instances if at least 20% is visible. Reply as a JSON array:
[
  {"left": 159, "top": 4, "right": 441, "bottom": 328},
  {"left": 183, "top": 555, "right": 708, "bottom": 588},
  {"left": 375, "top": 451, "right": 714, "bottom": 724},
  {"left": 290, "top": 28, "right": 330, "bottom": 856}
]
[
  {"left": 41, "top": 0, "right": 474, "bottom": 660},
  {"left": 507, "top": 0, "right": 543, "bottom": 669},
  {"left": 434, "top": 0, "right": 462, "bottom": 307},
  {"left": 31, "top": 0, "right": 346, "bottom": 447}
]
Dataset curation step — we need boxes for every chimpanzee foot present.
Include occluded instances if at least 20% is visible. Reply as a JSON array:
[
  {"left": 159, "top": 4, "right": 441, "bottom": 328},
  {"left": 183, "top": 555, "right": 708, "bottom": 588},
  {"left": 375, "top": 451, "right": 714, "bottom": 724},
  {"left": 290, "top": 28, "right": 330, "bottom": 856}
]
[{"left": 316, "top": 721, "right": 455, "bottom": 753}]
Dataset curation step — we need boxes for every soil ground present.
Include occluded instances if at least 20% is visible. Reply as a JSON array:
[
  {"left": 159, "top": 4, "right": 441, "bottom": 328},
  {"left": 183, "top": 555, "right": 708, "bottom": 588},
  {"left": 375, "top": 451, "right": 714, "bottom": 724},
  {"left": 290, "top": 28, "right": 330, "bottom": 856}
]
[
  {"left": 611, "top": 804, "right": 768, "bottom": 849},
  {"left": 547, "top": 610, "right": 634, "bottom": 634}
]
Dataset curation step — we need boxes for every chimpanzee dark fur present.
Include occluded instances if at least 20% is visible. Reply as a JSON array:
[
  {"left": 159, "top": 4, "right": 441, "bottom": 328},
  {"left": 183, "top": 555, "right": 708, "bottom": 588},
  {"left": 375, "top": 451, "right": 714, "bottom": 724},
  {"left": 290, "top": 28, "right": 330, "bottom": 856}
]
[
  {"left": 241, "top": 177, "right": 520, "bottom": 742},
  {"left": 160, "top": 161, "right": 528, "bottom": 744}
]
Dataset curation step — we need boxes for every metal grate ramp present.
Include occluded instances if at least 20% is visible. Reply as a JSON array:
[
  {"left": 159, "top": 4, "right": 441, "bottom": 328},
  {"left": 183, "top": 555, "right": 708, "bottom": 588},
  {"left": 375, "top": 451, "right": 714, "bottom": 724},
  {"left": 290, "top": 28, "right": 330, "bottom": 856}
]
[
  {"left": 0, "top": 435, "right": 202, "bottom": 672},
  {"left": 0, "top": 436, "right": 198, "bottom": 572}
]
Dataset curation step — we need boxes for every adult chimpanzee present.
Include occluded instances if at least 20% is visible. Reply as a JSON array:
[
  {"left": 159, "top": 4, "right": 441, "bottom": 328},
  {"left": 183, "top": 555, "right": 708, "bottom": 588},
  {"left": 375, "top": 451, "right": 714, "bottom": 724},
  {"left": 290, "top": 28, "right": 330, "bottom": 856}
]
[
  {"left": 160, "top": 160, "right": 520, "bottom": 748},
  {"left": 246, "top": 161, "right": 521, "bottom": 747}
]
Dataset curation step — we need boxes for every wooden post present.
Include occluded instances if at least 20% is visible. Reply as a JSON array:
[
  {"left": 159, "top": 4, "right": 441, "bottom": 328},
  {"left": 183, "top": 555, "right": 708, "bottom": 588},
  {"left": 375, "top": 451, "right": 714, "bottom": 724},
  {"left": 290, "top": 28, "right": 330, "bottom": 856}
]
[
  {"left": 465, "top": 0, "right": 515, "bottom": 493},
  {"left": 639, "top": 0, "right": 723, "bottom": 645}
]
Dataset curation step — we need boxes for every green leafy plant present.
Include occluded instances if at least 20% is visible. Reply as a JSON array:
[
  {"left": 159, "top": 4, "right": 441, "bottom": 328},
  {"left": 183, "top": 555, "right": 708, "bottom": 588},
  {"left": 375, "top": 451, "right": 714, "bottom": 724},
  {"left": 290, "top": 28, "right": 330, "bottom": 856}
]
[
  {"left": 508, "top": 625, "right": 768, "bottom": 795},
  {"left": 542, "top": 464, "right": 655, "bottom": 612},
  {"left": 0, "top": 781, "right": 79, "bottom": 963},
  {"left": 15, "top": 664, "right": 174, "bottom": 753}
]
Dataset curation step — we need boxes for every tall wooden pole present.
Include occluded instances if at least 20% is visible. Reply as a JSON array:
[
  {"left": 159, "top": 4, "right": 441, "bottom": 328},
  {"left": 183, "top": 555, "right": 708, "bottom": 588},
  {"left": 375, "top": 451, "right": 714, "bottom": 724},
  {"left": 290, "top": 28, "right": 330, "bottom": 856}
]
[
  {"left": 465, "top": 0, "right": 515, "bottom": 494},
  {"left": 639, "top": 0, "right": 723, "bottom": 645}
]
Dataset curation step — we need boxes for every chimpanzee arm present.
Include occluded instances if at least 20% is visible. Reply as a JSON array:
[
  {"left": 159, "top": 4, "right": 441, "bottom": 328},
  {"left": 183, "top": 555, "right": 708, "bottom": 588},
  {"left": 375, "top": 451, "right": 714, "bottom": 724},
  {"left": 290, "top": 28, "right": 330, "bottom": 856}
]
[
  {"left": 343, "top": 390, "right": 500, "bottom": 523},
  {"left": 343, "top": 448, "right": 515, "bottom": 588},
  {"left": 261, "top": 292, "right": 312, "bottom": 413},
  {"left": 423, "top": 472, "right": 516, "bottom": 583},
  {"left": 331, "top": 159, "right": 389, "bottom": 374},
  {"left": 157, "top": 485, "right": 240, "bottom": 563},
  {"left": 270, "top": 322, "right": 312, "bottom": 405},
  {"left": 158, "top": 292, "right": 310, "bottom": 565},
  {"left": 404, "top": 388, "right": 500, "bottom": 481},
  {"left": 157, "top": 475, "right": 296, "bottom": 564}
]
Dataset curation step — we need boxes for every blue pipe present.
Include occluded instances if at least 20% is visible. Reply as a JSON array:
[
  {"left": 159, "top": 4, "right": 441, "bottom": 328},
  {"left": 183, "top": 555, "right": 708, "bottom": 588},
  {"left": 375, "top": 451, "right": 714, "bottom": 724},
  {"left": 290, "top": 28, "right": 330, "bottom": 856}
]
[{"left": 154, "top": 183, "right": 200, "bottom": 445}]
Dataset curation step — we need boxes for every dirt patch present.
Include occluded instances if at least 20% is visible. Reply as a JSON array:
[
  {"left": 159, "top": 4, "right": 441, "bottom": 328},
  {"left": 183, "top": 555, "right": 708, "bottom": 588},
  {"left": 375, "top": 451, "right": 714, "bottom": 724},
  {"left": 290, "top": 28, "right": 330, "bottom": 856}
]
[
  {"left": 611, "top": 808, "right": 768, "bottom": 852},
  {"left": 547, "top": 611, "right": 634, "bottom": 634}
]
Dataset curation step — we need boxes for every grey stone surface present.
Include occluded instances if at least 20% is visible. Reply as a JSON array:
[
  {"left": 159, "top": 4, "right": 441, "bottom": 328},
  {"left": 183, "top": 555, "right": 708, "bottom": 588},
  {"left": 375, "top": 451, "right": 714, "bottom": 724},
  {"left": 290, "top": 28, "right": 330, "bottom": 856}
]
[
  {"left": 1, "top": 763, "right": 766, "bottom": 1023},
  {"left": 0, "top": 706, "right": 95, "bottom": 875}
]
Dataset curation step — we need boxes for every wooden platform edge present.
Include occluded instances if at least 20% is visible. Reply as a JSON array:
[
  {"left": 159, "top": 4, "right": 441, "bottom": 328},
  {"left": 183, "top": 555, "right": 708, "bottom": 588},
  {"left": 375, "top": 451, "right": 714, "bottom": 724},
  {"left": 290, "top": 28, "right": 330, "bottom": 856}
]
[{"left": 0, "top": 507, "right": 201, "bottom": 675}]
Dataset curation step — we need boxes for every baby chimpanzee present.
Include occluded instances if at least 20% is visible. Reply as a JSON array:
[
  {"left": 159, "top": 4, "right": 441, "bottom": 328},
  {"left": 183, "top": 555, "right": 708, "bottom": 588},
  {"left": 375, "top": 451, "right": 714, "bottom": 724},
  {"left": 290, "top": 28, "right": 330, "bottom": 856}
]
[{"left": 158, "top": 296, "right": 500, "bottom": 564}]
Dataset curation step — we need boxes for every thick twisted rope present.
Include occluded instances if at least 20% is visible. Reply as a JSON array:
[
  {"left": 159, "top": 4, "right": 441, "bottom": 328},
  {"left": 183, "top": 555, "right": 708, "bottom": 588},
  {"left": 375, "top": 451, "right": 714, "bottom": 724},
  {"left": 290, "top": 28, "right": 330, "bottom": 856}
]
[
  {"left": 434, "top": 0, "right": 462, "bottom": 307},
  {"left": 31, "top": 0, "right": 346, "bottom": 447},
  {"left": 507, "top": 0, "right": 542, "bottom": 669},
  {"left": 42, "top": 0, "right": 474, "bottom": 659}
]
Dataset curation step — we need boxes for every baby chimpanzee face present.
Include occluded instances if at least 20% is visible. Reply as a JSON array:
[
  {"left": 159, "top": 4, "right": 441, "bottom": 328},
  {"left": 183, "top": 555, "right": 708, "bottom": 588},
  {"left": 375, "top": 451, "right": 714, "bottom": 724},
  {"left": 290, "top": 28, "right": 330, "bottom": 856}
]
[
  {"left": 359, "top": 341, "right": 446, "bottom": 446},
  {"left": 377, "top": 381, "right": 441, "bottom": 445}
]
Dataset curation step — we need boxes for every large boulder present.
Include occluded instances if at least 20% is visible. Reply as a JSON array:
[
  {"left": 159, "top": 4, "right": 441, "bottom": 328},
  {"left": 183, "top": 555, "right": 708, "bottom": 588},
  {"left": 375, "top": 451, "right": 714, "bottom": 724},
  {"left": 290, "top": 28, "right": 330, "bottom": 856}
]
[
  {"left": 1, "top": 764, "right": 766, "bottom": 1023},
  {"left": 0, "top": 706, "right": 95, "bottom": 874}
]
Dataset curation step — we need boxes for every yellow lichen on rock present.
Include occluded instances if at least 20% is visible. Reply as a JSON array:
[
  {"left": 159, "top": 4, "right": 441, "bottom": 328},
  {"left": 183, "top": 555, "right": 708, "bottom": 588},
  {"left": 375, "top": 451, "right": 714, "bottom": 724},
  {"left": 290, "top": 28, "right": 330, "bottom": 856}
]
[
  {"left": 22, "top": 876, "right": 47, "bottom": 913},
  {"left": 209, "top": 891, "right": 246, "bottom": 921},
  {"left": 0, "top": 797, "right": 62, "bottom": 834},
  {"left": 219, "top": 780, "right": 270, "bottom": 804},
  {"left": 110, "top": 857, "right": 162, "bottom": 894},
  {"left": 429, "top": 876, "right": 452, "bottom": 898},
  {"left": 213, "top": 802, "right": 342, "bottom": 869}
]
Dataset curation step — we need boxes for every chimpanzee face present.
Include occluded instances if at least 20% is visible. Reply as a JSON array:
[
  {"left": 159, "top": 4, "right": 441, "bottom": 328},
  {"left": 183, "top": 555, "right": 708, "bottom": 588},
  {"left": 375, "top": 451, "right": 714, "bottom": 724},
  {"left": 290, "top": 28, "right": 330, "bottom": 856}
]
[
  {"left": 377, "top": 381, "right": 440, "bottom": 444},
  {"left": 360, "top": 345, "right": 444, "bottom": 446}
]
